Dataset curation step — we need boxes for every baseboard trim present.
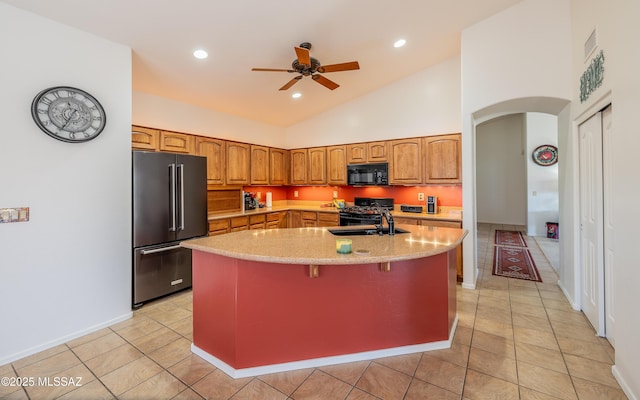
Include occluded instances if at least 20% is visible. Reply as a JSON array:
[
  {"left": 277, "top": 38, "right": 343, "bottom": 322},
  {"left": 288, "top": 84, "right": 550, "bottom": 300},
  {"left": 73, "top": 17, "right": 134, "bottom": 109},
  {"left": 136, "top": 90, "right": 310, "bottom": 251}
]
[
  {"left": 193, "top": 315, "right": 458, "bottom": 379},
  {"left": 557, "top": 279, "right": 580, "bottom": 311},
  {"left": 0, "top": 311, "right": 132, "bottom": 366},
  {"left": 612, "top": 364, "right": 638, "bottom": 400}
]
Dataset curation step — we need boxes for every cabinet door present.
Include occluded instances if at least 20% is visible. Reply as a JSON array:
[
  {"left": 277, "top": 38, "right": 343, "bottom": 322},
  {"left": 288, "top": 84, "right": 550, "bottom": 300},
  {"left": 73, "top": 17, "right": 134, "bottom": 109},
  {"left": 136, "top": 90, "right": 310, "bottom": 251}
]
[
  {"left": 195, "top": 137, "right": 225, "bottom": 185},
  {"left": 317, "top": 212, "right": 339, "bottom": 227},
  {"left": 389, "top": 138, "right": 423, "bottom": 184},
  {"left": 288, "top": 210, "right": 302, "bottom": 228},
  {"left": 308, "top": 147, "right": 327, "bottom": 185},
  {"left": 208, "top": 219, "right": 229, "bottom": 236},
  {"left": 132, "top": 126, "right": 159, "bottom": 150},
  {"left": 346, "top": 143, "right": 367, "bottom": 164},
  {"left": 394, "top": 217, "right": 420, "bottom": 225},
  {"left": 269, "top": 148, "right": 289, "bottom": 185},
  {"left": 327, "top": 145, "right": 347, "bottom": 186},
  {"left": 226, "top": 142, "right": 250, "bottom": 185},
  {"left": 424, "top": 134, "right": 461, "bottom": 184},
  {"left": 367, "top": 141, "right": 388, "bottom": 162},
  {"left": 290, "top": 149, "right": 307, "bottom": 185},
  {"left": 160, "top": 131, "right": 194, "bottom": 154},
  {"left": 250, "top": 145, "right": 270, "bottom": 185}
]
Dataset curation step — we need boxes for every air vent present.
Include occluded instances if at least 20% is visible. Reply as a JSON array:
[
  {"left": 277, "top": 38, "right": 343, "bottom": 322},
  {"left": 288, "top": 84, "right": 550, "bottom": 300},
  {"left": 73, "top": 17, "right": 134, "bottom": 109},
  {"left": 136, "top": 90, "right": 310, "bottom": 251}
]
[{"left": 584, "top": 27, "right": 598, "bottom": 61}]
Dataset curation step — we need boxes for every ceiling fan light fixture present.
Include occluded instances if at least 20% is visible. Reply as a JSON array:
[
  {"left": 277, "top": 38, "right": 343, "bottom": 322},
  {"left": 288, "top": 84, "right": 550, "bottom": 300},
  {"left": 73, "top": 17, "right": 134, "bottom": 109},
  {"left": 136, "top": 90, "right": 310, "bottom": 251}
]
[
  {"left": 193, "top": 49, "right": 208, "bottom": 59},
  {"left": 291, "top": 92, "right": 302, "bottom": 99},
  {"left": 393, "top": 39, "right": 407, "bottom": 48}
]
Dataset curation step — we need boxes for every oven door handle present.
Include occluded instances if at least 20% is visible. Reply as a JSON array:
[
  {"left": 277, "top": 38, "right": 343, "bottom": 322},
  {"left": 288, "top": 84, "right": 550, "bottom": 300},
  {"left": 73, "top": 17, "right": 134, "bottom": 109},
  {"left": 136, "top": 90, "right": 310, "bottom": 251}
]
[{"left": 140, "top": 245, "right": 182, "bottom": 255}]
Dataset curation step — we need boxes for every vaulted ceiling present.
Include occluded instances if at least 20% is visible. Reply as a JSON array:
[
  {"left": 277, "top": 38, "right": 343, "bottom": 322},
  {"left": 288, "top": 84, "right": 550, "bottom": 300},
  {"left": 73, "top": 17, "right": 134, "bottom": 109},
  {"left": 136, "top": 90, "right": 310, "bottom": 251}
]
[{"left": 3, "top": 0, "right": 521, "bottom": 126}]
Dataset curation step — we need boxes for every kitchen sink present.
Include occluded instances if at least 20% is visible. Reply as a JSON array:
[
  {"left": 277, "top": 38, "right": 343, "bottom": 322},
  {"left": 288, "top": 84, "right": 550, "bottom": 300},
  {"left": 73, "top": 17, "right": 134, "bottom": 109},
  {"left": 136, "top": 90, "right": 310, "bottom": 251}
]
[{"left": 328, "top": 227, "right": 410, "bottom": 236}]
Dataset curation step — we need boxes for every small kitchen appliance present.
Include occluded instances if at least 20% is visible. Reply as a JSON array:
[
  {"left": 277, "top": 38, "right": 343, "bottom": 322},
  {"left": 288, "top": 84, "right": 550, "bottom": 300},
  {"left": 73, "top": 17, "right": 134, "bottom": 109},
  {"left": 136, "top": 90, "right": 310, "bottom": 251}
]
[
  {"left": 347, "top": 163, "right": 388, "bottom": 186},
  {"left": 426, "top": 196, "right": 438, "bottom": 214},
  {"left": 400, "top": 204, "right": 423, "bottom": 213}
]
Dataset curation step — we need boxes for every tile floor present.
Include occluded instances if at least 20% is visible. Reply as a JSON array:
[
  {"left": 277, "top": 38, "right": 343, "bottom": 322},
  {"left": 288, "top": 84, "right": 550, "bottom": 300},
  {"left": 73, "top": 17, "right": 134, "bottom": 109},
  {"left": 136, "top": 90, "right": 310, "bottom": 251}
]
[{"left": 0, "top": 223, "right": 628, "bottom": 399}]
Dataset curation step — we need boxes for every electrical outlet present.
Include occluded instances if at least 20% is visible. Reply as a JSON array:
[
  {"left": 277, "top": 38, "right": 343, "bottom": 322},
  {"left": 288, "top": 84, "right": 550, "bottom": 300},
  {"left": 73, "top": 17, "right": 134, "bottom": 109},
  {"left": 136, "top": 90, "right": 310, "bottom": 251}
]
[
  {"left": 257, "top": 192, "right": 261, "bottom": 200},
  {"left": 294, "top": 191, "right": 299, "bottom": 198},
  {"left": 333, "top": 191, "right": 338, "bottom": 198},
  {"left": 418, "top": 193, "right": 424, "bottom": 201}
]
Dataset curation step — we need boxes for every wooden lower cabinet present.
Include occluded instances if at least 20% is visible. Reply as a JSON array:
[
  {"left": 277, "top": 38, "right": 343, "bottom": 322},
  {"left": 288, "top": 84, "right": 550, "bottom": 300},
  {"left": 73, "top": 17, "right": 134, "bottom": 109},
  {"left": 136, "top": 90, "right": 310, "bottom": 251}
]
[
  {"left": 208, "top": 220, "right": 229, "bottom": 236},
  {"left": 249, "top": 214, "right": 266, "bottom": 230},
  {"left": 301, "top": 211, "right": 318, "bottom": 227},
  {"left": 230, "top": 216, "right": 249, "bottom": 232},
  {"left": 266, "top": 212, "right": 288, "bottom": 229},
  {"left": 288, "top": 211, "right": 302, "bottom": 228},
  {"left": 317, "top": 212, "right": 339, "bottom": 227}
]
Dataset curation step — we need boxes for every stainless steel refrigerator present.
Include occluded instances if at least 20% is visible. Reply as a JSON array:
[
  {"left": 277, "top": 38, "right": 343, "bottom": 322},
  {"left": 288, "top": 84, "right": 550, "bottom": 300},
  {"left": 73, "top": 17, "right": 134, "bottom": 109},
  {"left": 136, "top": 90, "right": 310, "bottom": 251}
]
[{"left": 132, "top": 151, "right": 207, "bottom": 308}]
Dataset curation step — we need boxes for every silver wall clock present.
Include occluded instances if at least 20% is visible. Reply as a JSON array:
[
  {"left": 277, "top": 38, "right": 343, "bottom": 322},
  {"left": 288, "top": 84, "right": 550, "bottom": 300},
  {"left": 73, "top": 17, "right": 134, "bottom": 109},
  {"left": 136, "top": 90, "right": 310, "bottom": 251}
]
[{"left": 31, "top": 86, "right": 106, "bottom": 143}]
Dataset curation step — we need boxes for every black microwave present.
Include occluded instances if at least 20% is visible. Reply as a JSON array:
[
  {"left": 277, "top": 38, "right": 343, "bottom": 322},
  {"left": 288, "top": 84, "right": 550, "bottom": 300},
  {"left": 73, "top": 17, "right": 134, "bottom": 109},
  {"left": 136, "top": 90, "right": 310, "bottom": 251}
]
[{"left": 347, "top": 163, "right": 389, "bottom": 186}]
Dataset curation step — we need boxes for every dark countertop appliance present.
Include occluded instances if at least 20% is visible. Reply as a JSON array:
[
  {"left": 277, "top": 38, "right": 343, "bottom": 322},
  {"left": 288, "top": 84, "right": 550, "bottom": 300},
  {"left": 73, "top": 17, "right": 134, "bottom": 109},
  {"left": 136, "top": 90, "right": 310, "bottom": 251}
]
[
  {"left": 339, "top": 197, "right": 394, "bottom": 226},
  {"left": 132, "top": 151, "right": 208, "bottom": 308},
  {"left": 347, "top": 163, "right": 388, "bottom": 186}
]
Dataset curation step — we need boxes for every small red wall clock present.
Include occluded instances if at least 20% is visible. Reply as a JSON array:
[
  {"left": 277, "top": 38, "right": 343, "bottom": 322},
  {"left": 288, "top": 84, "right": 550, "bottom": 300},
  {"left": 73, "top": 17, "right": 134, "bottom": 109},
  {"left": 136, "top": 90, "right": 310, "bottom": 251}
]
[{"left": 532, "top": 144, "right": 558, "bottom": 166}]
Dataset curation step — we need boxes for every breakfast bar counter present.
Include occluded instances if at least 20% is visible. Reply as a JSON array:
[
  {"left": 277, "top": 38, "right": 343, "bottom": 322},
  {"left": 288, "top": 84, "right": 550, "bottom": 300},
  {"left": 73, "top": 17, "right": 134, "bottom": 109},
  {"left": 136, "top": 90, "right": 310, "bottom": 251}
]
[{"left": 181, "top": 225, "right": 467, "bottom": 378}]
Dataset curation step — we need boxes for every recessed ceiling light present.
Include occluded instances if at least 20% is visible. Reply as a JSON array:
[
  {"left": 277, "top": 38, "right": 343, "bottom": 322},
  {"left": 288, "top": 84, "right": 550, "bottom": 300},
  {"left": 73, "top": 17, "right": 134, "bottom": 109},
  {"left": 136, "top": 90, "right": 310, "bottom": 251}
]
[
  {"left": 292, "top": 92, "right": 302, "bottom": 99},
  {"left": 193, "top": 49, "right": 208, "bottom": 59},
  {"left": 393, "top": 39, "right": 406, "bottom": 48}
]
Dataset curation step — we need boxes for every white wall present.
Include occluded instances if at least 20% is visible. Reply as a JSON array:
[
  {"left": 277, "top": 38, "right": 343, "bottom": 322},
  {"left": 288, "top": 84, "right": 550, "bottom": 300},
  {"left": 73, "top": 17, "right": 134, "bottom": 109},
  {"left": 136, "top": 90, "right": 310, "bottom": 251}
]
[
  {"left": 133, "top": 91, "right": 287, "bottom": 148},
  {"left": 476, "top": 114, "right": 526, "bottom": 225},
  {"left": 570, "top": 0, "right": 640, "bottom": 397},
  {"left": 284, "top": 56, "right": 461, "bottom": 148},
  {"left": 0, "top": 4, "right": 132, "bottom": 364},
  {"left": 460, "top": 0, "right": 572, "bottom": 290},
  {"left": 525, "top": 113, "right": 559, "bottom": 237}
]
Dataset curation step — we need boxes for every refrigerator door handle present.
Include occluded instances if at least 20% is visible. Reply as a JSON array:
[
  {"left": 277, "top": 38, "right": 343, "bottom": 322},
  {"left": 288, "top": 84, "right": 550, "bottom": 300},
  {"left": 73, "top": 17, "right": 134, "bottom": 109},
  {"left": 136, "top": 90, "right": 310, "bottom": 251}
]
[
  {"left": 178, "top": 163, "right": 185, "bottom": 231},
  {"left": 140, "top": 244, "right": 182, "bottom": 255},
  {"left": 169, "top": 163, "right": 177, "bottom": 232}
]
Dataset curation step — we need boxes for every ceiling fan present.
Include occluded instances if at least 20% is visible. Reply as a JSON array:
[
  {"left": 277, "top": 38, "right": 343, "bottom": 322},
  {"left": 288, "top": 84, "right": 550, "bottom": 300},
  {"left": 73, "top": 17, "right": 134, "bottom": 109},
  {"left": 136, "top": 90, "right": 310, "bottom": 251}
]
[{"left": 251, "top": 42, "right": 360, "bottom": 91}]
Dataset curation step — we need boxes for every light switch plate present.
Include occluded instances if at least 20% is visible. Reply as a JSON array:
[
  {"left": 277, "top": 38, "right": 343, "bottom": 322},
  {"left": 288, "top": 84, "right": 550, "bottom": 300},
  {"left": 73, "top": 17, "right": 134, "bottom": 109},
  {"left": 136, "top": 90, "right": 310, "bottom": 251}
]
[{"left": 0, "top": 207, "right": 29, "bottom": 223}]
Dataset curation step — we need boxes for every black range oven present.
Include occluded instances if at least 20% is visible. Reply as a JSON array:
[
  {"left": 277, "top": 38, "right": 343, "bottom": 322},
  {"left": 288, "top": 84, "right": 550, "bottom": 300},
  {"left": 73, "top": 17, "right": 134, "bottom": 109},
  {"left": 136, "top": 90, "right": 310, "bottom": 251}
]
[{"left": 339, "top": 197, "right": 394, "bottom": 226}]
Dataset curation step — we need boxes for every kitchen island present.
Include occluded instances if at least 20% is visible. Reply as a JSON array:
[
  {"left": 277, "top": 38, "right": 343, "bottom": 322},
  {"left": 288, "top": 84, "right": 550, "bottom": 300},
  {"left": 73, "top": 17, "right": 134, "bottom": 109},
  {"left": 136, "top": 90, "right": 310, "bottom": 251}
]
[{"left": 181, "top": 224, "right": 467, "bottom": 378}]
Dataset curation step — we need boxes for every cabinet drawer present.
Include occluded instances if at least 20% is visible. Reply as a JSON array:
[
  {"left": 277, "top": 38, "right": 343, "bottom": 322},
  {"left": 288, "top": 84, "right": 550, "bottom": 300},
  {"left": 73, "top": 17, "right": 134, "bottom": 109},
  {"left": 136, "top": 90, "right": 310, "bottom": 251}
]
[
  {"left": 208, "top": 220, "right": 229, "bottom": 233},
  {"left": 267, "top": 212, "right": 281, "bottom": 222},
  {"left": 420, "top": 220, "right": 461, "bottom": 228},
  {"left": 301, "top": 211, "right": 317, "bottom": 221},
  {"left": 250, "top": 222, "right": 266, "bottom": 229},
  {"left": 230, "top": 216, "right": 249, "bottom": 228},
  {"left": 249, "top": 214, "right": 266, "bottom": 224},
  {"left": 394, "top": 217, "right": 420, "bottom": 225},
  {"left": 317, "top": 212, "right": 339, "bottom": 226}
]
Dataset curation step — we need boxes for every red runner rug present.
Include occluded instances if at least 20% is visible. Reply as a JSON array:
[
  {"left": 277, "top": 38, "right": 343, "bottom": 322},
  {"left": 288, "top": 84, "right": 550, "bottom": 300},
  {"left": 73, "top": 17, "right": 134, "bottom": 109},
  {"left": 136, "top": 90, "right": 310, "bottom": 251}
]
[
  {"left": 492, "top": 246, "right": 542, "bottom": 282},
  {"left": 495, "top": 230, "right": 527, "bottom": 247}
]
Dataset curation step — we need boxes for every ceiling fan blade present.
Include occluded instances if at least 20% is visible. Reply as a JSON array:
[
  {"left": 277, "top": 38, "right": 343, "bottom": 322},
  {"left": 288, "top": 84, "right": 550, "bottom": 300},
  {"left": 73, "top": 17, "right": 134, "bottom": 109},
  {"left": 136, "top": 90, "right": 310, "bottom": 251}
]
[
  {"left": 252, "top": 68, "right": 295, "bottom": 72},
  {"left": 317, "top": 61, "right": 360, "bottom": 73},
  {"left": 295, "top": 46, "right": 311, "bottom": 66},
  {"left": 279, "top": 76, "right": 302, "bottom": 91},
  {"left": 312, "top": 74, "right": 339, "bottom": 90}
]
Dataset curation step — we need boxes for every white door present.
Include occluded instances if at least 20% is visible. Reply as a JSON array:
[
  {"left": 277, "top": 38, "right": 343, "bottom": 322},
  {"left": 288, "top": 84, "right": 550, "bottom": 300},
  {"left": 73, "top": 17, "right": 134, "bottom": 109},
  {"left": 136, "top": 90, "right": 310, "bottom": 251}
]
[
  {"left": 602, "top": 105, "right": 615, "bottom": 346},
  {"left": 578, "top": 112, "right": 605, "bottom": 336}
]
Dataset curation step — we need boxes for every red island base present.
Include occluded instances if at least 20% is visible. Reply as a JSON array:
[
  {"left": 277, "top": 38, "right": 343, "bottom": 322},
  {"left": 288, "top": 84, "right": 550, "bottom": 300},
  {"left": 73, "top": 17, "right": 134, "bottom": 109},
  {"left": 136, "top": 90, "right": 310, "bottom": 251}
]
[{"left": 191, "top": 250, "right": 458, "bottom": 378}]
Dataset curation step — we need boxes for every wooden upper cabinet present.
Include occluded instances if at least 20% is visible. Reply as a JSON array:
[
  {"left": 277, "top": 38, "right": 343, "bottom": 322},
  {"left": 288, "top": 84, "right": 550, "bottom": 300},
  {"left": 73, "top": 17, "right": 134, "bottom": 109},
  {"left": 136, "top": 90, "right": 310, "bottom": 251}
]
[
  {"left": 195, "top": 137, "right": 225, "bottom": 185},
  {"left": 226, "top": 142, "right": 250, "bottom": 185},
  {"left": 346, "top": 143, "right": 367, "bottom": 164},
  {"left": 269, "top": 148, "right": 289, "bottom": 186},
  {"left": 290, "top": 149, "right": 307, "bottom": 185},
  {"left": 389, "top": 138, "right": 423, "bottom": 184},
  {"left": 327, "top": 145, "right": 347, "bottom": 186},
  {"left": 367, "top": 141, "right": 388, "bottom": 162},
  {"left": 308, "top": 147, "right": 327, "bottom": 185},
  {"left": 250, "top": 145, "right": 269, "bottom": 185},
  {"left": 424, "top": 134, "right": 462, "bottom": 184},
  {"left": 159, "top": 131, "right": 194, "bottom": 154},
  {"left": 132, "top": 126, "right": 159, "bottom": 150}
]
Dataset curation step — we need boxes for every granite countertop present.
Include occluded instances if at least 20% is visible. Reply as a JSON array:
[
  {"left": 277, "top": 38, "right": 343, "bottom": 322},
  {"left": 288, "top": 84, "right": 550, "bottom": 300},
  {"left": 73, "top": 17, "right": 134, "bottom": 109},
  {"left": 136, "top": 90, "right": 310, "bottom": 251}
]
[
  {"left": 208, "top": 205, "right": 462, "bottom": 222},
  {"left": 181, "top": 224, "right": 467, "bottom": 265}
]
